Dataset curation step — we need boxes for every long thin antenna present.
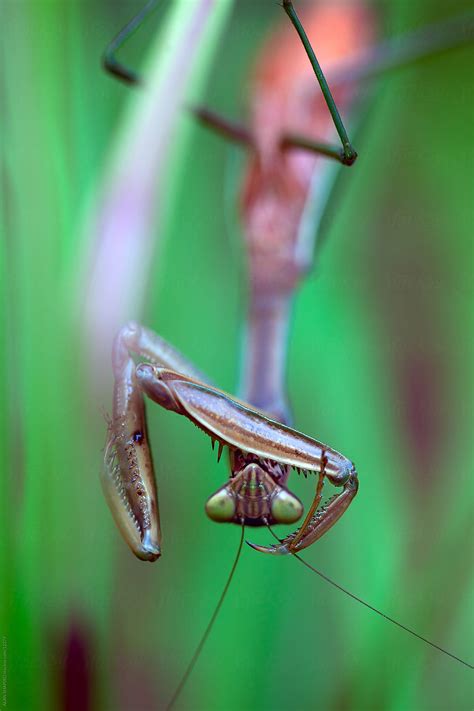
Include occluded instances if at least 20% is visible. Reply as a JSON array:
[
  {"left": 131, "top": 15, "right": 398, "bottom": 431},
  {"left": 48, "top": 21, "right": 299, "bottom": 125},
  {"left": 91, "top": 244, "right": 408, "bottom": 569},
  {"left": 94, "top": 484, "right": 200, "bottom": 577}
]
[
  {"left": 264, "top": 525, "right": 473, "bottom": 670},
  {"left": 166, "top": 524, "right": 246, "bottom": 710},
  {"left": 293, "top": 553, "right": 473, "bottom": 669}
]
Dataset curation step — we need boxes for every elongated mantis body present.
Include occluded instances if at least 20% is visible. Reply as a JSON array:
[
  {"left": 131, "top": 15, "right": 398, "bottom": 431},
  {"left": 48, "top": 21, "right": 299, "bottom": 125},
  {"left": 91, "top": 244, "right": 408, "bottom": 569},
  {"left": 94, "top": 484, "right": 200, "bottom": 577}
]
[{"left": 100, "top": 0, "right": 473, "bottom": 700}]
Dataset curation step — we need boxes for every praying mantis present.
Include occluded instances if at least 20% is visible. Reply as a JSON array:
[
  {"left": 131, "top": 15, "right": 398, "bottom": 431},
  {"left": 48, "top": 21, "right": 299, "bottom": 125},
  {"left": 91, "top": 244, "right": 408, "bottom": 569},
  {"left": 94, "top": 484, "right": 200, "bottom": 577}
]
[
  {"left": 102, "top": 1, "right": 368, "bottom": 562},
  {"left": 99, "top": 0, "right": 473, "bottom": 704}
]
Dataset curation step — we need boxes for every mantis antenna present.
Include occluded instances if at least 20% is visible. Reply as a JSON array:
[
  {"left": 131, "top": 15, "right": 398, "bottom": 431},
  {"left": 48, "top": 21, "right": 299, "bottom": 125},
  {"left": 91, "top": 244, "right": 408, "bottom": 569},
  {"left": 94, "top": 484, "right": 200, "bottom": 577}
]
[
  {"left": 166, "top": 523, "right": 246, "bottom": 710},
  {"left": 262, "top": 524, "right": 474, "bottom": 670}
]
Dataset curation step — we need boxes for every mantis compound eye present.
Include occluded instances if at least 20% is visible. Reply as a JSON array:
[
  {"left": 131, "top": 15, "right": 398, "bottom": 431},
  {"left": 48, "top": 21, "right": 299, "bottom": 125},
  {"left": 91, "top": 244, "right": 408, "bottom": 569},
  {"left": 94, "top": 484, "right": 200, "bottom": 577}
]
[
  {"left": 271, "top": 488, "right": 303, "bottom": 524},
  {"left": 205, "top": 486, "right": 236, "bottom": 522}
]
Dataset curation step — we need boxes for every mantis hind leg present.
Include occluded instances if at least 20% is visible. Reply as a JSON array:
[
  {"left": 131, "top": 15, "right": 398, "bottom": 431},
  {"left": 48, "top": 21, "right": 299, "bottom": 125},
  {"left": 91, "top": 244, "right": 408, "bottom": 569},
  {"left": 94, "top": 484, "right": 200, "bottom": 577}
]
[{"left": 102, "top": 0, "right": 159, "bottom": 85}]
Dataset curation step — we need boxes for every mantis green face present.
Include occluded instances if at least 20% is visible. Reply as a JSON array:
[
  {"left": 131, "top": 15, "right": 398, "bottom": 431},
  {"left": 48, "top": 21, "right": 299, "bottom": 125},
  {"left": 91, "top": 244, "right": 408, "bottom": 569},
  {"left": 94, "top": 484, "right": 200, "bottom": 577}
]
[{"left": 205, "top": 461, "right": 303, "bottom": 526}]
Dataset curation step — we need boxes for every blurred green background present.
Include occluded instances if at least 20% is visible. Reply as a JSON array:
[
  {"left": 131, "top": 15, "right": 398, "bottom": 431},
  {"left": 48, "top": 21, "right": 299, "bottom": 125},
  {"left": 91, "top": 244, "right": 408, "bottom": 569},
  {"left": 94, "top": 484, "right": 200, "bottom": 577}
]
[{"left": 1, "top": 1, "right": 473, "bottom": 710}]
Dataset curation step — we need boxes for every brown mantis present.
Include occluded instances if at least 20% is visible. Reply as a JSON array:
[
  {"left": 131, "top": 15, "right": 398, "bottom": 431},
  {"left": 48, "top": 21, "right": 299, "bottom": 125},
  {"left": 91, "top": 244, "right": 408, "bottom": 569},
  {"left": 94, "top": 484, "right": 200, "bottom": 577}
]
[
  {"left": 102, "top": 0, "right": 372, "bottom": 567},
  {"left": 100, "top": 0, "right": 473, "bottom": 698}
]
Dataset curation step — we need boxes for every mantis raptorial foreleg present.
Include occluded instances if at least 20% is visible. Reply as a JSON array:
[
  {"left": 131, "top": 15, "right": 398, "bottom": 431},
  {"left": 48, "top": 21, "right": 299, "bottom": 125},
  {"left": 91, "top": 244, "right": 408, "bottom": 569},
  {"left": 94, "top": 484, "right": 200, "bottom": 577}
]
[
  {"left": 102, "top": 330, "right": 161, "bottom": 561},
  {"left": 139, "top": 364, "right": 358, "bottom": 554},
  {"left": 249, "top": 470, "right": 359, "bottom": 555},
  {"left": 101, "top": 322, "right": 212, "bottom": 561}
]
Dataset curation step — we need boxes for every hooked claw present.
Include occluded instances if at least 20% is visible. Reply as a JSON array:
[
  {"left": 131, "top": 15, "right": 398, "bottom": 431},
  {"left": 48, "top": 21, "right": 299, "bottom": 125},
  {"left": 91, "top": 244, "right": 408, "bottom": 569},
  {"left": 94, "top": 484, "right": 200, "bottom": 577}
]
[
  {"left": 140, "top": 530, "right": 161, "bottom": 562},
  {"left": 246, "top": 540, "right": 290, "bottom": 555}
]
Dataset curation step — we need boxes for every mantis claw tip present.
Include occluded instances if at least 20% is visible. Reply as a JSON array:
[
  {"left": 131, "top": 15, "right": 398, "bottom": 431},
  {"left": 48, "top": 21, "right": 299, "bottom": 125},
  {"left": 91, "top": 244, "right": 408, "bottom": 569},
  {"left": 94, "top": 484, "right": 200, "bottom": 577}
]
[
  {"left": 140, "top": 531, "right": 161, "bottom": 562},
  {"left": 246, "top": 540, "right": 289, "bottom": 555}
]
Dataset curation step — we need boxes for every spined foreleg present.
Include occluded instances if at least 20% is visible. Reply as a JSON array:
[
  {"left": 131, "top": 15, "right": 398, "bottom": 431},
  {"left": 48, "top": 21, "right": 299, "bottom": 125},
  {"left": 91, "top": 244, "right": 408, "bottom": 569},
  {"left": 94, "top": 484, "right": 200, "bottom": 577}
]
[
  {"left": 248, "top": 463, "right": 358, "bottom": 555},
  {"left": 102, "top": 323, "right": 212, "bottom": 561}
]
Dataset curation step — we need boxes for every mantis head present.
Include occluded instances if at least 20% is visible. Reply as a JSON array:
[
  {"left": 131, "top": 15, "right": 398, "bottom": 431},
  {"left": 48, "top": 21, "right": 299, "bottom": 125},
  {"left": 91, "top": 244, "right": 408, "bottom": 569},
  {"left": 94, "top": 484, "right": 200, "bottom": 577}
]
[{"left": 205, "top": 460, "right": 303, "bottom": 525}]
